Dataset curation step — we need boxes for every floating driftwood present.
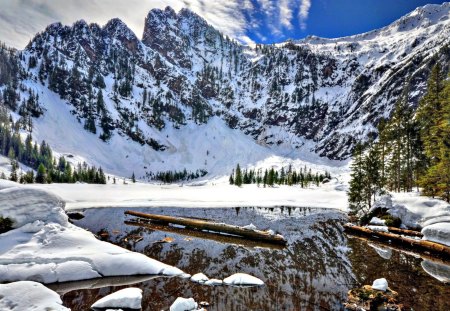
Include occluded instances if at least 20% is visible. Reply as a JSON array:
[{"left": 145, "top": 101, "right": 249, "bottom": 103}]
[
  {"left": 125, "top": 210, "right": 287, "bottom": 245},
  {"left": 344, "top": 223, "right": 450, "bottom": 259},
  {"left": 125, "top": 220, "right": 285, "bottom": 250}
]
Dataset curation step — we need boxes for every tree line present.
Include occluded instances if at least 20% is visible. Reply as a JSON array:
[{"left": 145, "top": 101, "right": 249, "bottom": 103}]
[
  {"left": 0, "top": 107, "right": 106, "bottom": 184},
  {"left": 229, "top": 163, "right": 330, "bottom": 187},
  {"left": 145, "top": 169, "right": 208, "bottom": 184},
  {"left": 349, "top": 63, "right": 450, "bottom": 214}
]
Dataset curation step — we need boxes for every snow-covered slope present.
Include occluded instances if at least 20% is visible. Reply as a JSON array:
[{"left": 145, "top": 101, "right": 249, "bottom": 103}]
[{"left": 1, "top": 3, "right": 450, "bottom": 175}]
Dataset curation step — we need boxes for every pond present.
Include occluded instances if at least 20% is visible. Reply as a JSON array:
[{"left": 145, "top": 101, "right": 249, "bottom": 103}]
[{"left": 57, "top": 206, "right": 449, "bottom": 310}]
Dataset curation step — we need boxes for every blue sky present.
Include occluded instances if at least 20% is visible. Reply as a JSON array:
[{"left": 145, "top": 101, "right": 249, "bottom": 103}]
[
  {"left": 0, "top": 0, "right": 448, "bottom": 49},
  {"left": 248, "top": 0, "right": 448, "bottom": 43}
]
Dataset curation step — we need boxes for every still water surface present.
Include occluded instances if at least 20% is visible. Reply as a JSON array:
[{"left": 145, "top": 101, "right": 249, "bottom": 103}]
[{"left": 58, "top": 206, "right": 449, "bottom": 310}]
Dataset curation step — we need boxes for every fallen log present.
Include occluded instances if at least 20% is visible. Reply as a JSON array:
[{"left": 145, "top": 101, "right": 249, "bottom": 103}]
[
  {"left": 344, "top": 223, "right": 450, "bottom": 260},
  {"left": 125, "top": 210, "right": 287, "bottom": 245},
  {"left": 387, "top": 226, "right": 423, "bottom": 237},
  {"left": 125, "top": 220, "right": 285, "bottom": 250}
]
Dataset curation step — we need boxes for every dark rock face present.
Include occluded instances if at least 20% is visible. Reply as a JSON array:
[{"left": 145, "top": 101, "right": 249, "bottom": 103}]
[{"left": 8, "top": 4, "right": 450, "bottom": 159}]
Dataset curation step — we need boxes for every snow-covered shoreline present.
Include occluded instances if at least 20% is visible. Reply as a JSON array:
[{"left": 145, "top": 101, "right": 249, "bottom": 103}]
[
  {"left": 0, "top": 180, "right": 186, "bottom": 285},
  {"left": 25, "top": 178, "right": 349, "bottom": 211}
]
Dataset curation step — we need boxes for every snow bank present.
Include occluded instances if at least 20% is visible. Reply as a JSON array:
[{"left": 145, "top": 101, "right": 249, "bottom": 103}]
[
  {"left": 0, "top": 221, "right": 184, "bottom": 283},
  {"left": 371, "top": 278, "right": 388, "bottom": 291},
  {"left": 190, "top": 273, "right": 209, "bottom": 284},
  {"left": 223, "top": 273, "right": 264, "bottom": 286},
  {"left": 0, "top": 281, "right": 69, "bottom": 311},
  {"left": 170, "top": 297, "right": 198, "bottom": 311},
  {"left": 0, "top": 182, "right": 67, "bottom": 228},
  {"left": 422, "top": 223, "right": 450, "bottom": 247},
  {"left": 91, "top": 288, "right": 142, "bottom": 309},
  {"left": 0, "top": 181, "right": 184, "bottom": 283}
]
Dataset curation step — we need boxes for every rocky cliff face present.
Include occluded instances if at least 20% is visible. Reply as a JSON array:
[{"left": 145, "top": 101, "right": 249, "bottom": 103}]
[{"left": 2, "top": 3, "right": 450, "bottom": 161}]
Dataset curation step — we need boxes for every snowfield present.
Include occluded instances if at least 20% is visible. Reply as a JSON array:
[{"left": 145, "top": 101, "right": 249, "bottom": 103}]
[
  {"left": 27, "top": 176, "right": 349, "bottom": 211},
  {"left": 0, "top": 180, "right": 185, "bottom": 284}
]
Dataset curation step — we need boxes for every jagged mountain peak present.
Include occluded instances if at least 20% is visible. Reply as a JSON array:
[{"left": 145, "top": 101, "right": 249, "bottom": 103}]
[
  {"left": 4, "top": 2, "right": 450, "bottom": 173},
  {"left": 103, "top": 17, "right": 138, "bottom": 41}
]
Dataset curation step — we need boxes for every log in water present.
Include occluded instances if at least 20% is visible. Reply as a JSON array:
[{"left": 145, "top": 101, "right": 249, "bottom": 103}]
[
  {"left": 125, "top": 220, "right": 286, "bottom": 250},
  {"left": 125, "top": 210, "right": 287, "bottom": 245},
  {"left": 344, "top": 223, "right": 450, "bottom": 260}
]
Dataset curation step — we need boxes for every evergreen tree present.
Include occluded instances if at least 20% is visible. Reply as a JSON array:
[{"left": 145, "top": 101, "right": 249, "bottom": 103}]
[
  {"left": 9, "top": 160, "right": 18, "bottom": 182},
  {"left": 348, "top": 144, "right": 366, "bottom": 214},
  {"left": 36, "top": 163, "right": 47, "bottom": 183},
  {"left": 234, "top": 164, "right": 242, "bottom": 187},
  {"left": 229, "top": 169, "right": 234, "bottom": 185}
]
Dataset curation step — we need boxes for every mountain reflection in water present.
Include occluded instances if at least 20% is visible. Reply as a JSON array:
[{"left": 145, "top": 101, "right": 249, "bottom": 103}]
[{"left": 62, "top": 206, "right": 449, "bottom": 311}]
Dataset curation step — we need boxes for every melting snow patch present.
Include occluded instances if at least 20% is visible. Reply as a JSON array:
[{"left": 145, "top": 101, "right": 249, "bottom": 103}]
[
  {"left": 190, "top": 273, "right": 209, "bottom": 283},
  {"left": 0, "top": 281, "right": 69, "bottom": 311},
  {"left": 223, "top": 273, "right": 264, "bottom": 286},
  {"left": 369, "top": 217, "right": 386, "bottom": 226},
  {"left": 372, "top": 278, "right": 388, "bottom": 291},
  {"left": 91, "top": 287, "right": 142, "bottom": 309},
  {"left": 170, "top": 297, "right": 198, "bottom": 311},
  {"left": 204, "top": 278, "right": 223, "bottom": 286},
  {"left": 366, "top": 225, "right": 389, "bottom": 232},
  {"left": 243, "top": 223, "right": 257, "bottom": 230}
]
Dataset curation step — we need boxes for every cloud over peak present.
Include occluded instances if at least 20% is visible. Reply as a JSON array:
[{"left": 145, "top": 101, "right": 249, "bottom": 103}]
[{"left": 0, "top": 0, "right": 313, "bottom": 49}]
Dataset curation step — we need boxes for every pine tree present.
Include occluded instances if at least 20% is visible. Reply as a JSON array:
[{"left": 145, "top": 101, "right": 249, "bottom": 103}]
[
  {"left": 348, "top": 144, "right": 366, "bottom": 214},
  {"left": 9, "top": 160, "right": 18, "bottom": 182},
  {"left": 235, "top": 164, "right": 243, "bottom": 187},
  {"left": 131, "top": 172, "right": 136, "bottom": 183},
  {"left": 36, "top": 163, "right": 47, "bottom": 184},
  {"left": 229, "top": 169, "right": 234, "bottom": 185}
]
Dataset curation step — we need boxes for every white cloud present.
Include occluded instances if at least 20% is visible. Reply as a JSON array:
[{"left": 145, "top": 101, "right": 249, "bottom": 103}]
[
  {"left": 280, "top": 0, "right": 294, "bottom": 30},
  {"left": 299, "top": 0, "right": 312, "bottom": 30},
  {"left": 0, "top": 0, "right": 311, "bottom": 49}
]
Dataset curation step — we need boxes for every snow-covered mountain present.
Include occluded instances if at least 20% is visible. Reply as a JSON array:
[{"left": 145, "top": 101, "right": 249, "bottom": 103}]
[{"left": 1, "top": 3, "right": 450, "bottom": 177}]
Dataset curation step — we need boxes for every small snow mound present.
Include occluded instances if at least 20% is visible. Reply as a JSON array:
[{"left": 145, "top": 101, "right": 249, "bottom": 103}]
[
  {"left": 0, "top": 281, "right": 69, "bottom": 311},
  {"left": 421, "top": 222, "right": 450, "bottom": 247},
  {"left": 190, "top": 272, "right": 209, "bottom": 283},
  {"left": 369, "top": 217, "right": 386, "bottom": 226},
  {"left": 266, "top": 229, "right": 275, "bottom": 236},
  {"left": 223, "top": 273, "right": 264, "bottom": 286},
  {"left": 372, "top": 278, "right": 388, "bottom": 291},
  {"left": 170, "top": 297, "right": 198, "bottom": 311},
  {"left": 91, "top": 287, "right": 142, "bottom": 309},
  {"left": 204, "top": 278, "right": 223, "bottom": 286},
  {"left": 243, "top": 223, "right": 257, "bottom": 230}
]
